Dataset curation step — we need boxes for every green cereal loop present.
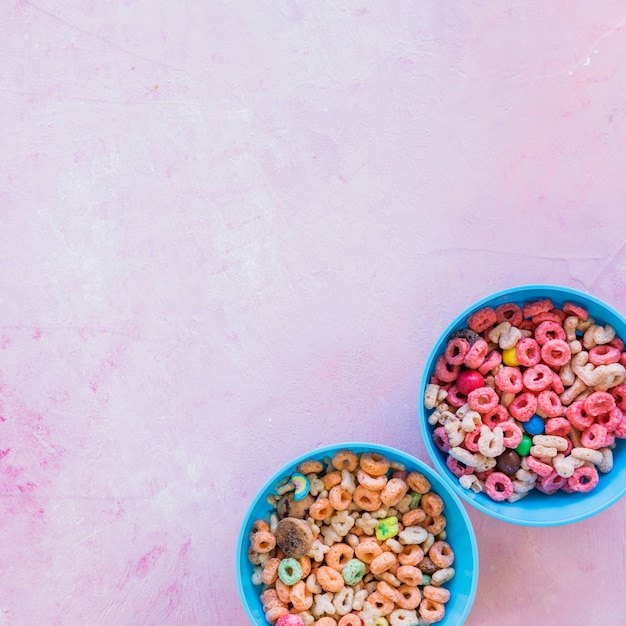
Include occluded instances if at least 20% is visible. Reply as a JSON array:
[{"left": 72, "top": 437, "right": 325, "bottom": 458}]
[
  {"left": 342, "top": 558, "right": 366, "bottom": 585},
  {"left": 421, "top": 573, "right": 432, "bottom": 586},
  {"left": 409, "top": 491, "right": 422, "bottom": 510},
  {"left": 277, "top": 557, "right": 302, "bottom": 586}
]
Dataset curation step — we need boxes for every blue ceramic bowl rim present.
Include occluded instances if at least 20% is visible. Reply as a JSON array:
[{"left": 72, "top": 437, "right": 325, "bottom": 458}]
[
  {"left": 418, "top": 284, "right": 626, "bottom": 526},
  {"left": 236, "top": 442, "right": 479, "bottom": 625}
]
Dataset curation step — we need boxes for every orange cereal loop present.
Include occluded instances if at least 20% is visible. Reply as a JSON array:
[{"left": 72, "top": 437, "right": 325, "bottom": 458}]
[
  {"left": 369, "top": 551, "right": 397, "bottom": 575},
  {"left": 381, "top": 477, "right": 409, "bottom": 507},
  {"left": 275, "top": 578, "right": 291, "bottom": 603},
  {"left": 406, "top": 471, "right": 431, "bottom": 494},
  {"left": 402, "top": 509, "right": 427, "bottom": 527},
  {"left": 310, "top": 497, "right": 333, "bottom": 521},
  {"left": 421, "top": 492, "right": 444, "bottom": 517},
  {"left": 329, "top": 485, "right": 352, "bottom": 511},
  {"left": 260, "top": 588, "right": 284, "bottom": 611},
  {"left": 429, "top": 541, "right": 455, "bottom": 568},
  {"left": 297, "top": 459, "right": 324, "bottom": 475},
  {"left": 377, "top": 580, "right": 402, "bottom": 603},
  {"left": 467, "top": 306, "right": 497, "bottom": 333},
  {"left": 323, "top": 471, "right": 342, "bottom": 490},
  {"left": 316, "top": 565, "right": 345, "bottom": 593},
  {"left": 419, "top": 598, "right": 445, "bottom": 623},
  {"left": 355, "top": 537, "right": 383, "bottom": 564},
  {"left": 396, "top": 584, "right": 421, "bottom": 610},
  {"left": 396, "top": 565, "right": 422, "bottom": 586},
  {"left": 367, "top": 591, "right": 394, "bottom": 616},
  {"left": 250, "top": 519, "right": 271, "bottom": 537},
  {"left": 425, "top": 514, "right": 446, "bottom": 536},
  {"left": 261, "top": 557, "right": 281, "bottom": 585},
  {"left": 337, "top": 615, "right": 361, "bottom": 626},
  {"left": 359, "top": 452, "right": 391, "bottom": 476},
  {"left": 290, "top": 580, "right": 313, "bottom": 612},
  {"left": 316, "top": 618, "right": 338, "bottom": 626},
  {"left": 398, "top": 545, "right": 424, "bottom": 567},
  {"left": 251, "top": 531, "right": 276, "bottom": 553},
  {"left": 265, "top": 605, "right": 289, "bottom": 625},
  {"left": 353, "top": 485, "right": 382, "bottom": 512},
  {"left": 299, "top": 555, "right": 312, "bottom": 578},
  {"left": 325, "top": 543, "right": 354, "bottom": 571},
  {"left": 331, "top": 449, "right": 359, "bottom": 472},
  {"left": 423, "top": 584, "right": 451, "bottom": 603},
  {"left": 357, "top": 468, "right": 388, "bottom": 491}
]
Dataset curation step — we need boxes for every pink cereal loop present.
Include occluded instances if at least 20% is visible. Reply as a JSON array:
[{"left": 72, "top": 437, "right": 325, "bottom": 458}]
[
  {"left": 584, "top": 391, "right": 616, "bottom": 417},
  {"left": 495, "top": 302, "right": 523, "bottom": 327},
  {"left": 522, "top": 298, "right": 553, "bottom": 318},
  {"left": 463, "top": 339, "right": 489, "bottom": 369},
  {"left": 534, "top": 321, "right": 567, "bottom": 346},
  {"left": 526, "top": 455, "right": 553, "bottom": 478},
  {"left": 508, "top": 392, "right": 538, "bottom": 422},
  {"left": 532, "top": 311, "right": 565, "bottom": 325},
  {"left": 499, "top": 421, "right": 523, "bottom": 448},
  {"left": 544, "top": 417, "right": 571, "bottom": 437},
  {"left": 482, "top": 404, "right": 509, "bottom": 429},
  {"left": 445, "top": 337, "right": 470, "bottom": 365},
  {"left": 484, "top": 471, "right": 513, "bottom": 501},
  {"left": 467, "top": 307, "right": 497, "bottom": 333},
  {"left": 478, "top": 350, "right": 502, "bottom": 375},
  {"left": 596, "top": 406, "right": 623, "bottom": 432},
  {"left": 551, "top": 370, "right": 565, "bottom": 394},
  {"left": 614, "top": 410, "right": 626, "bottom": 438},
  {"left": 568, "top": 465, "right": 599, "bottom": 492},
  {"left": 610, "top": 337, "right": 625, "bottom": 351},
  {"left": 467, "top": 386, "right": 499, "bottom": 414},
  {"left": 537, "top": 470, "right": 568, "bottom": 495},
  {"left": 523, "top": 364, "right": 554, "bottom": 392},
  {"left": 563, "top": 301, "right": 589, "bottom": 321},
  {"left": 566, "top": 401, "right": 594, "bottom": 430},
  {"left": 435, "top": 355, "right": 460, "bottom": 383},
  {"left": 589, "top": 344, "right": 621, "bottom": 366},
  {"left": 537, "top": 390, "right": 564, "bottom": 417},
  {"left": 464, "top": 428, "right": 482, "bottom": 452},
  {"left": 446, "top": 454, "right": 474, "bottom": 478},
  {"left": 540, "top": 340, "right": 572, "bottom": 367},
  {"left": 609, "top": 383, "right": 626, "bottom": 410},
  {"left": 516, "top": 338, "right": 541, "bottom": 367},
  {"left": 445, "top": 385, "right": 467, "bottom": 408},
  {"left": 495, "top": 366, "right": 524, "bottom": 393},
  {"left": 432, "top": 426, "right": 451, "bottom": 452},
  {"left": 581, "top": 423, "right": 608, "bottom": 450}
]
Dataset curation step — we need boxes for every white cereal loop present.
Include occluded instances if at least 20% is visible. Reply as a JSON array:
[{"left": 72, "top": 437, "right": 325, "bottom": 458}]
[
  {"left": 389, "top": 608, "right": 420, "bottom": 626},
  {"left": 333, "top": 585, "right": 355, "bottom": 615},
  {"left": 459, "top": 474, "right": 478, "bottom": 490},
  {"left": 431, "top": 567, "right": 455, "bottom": 586},
  {"left": 512, "top": 479, "right": 535, "bottom": 493},
  {"left": 449, "top": 446, "right": 497, "bottom": 471},
  {"left": 532, "top": 435, "right": 568, "bottom": 451},
  {"left": 386, "top": 538, "right": 404, "bottom": 554},
  {"left": 530, "top": 444, "right": 557, "bottom": 458},
  {"left": 398, "top": 525, "right": 428, "bottom": 545},
  {"left": 571, "top": 447, "right": 604, "bottom": 465},
  {"left": 598, "top": 447, "right": 614, "bottom": 473},
  {"left": 424, "top": 383, "right": 440, "bottom": 410}
]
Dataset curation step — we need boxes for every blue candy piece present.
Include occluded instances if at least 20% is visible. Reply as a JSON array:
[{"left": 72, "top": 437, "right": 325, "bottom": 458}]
[{"left": 524, "top": 414, "right": 545, "bottom": 436}]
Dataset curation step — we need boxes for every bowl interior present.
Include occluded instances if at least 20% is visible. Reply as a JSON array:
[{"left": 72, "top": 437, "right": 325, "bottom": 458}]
[
  {"left": 236, "top": 442, "right": 479, "bottom": 625},
  {"left": 419, "top": 284, "right": 626, "bottom": 526}
]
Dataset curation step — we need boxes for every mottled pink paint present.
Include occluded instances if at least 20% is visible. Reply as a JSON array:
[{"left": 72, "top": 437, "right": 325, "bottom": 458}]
[{"left": 1, "top": 1, "right": 626, "bottom": 625}]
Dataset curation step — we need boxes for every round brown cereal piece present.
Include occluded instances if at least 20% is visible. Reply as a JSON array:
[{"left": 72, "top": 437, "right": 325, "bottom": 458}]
[
  {"left": 420, "top": 492, "right": 444, "bottom": 517},
  {"left": 353, "top": 485, "right": 383, "bottom": 512},
  {"left": 406, "top": 472, "right": 431, "bottom": 494},
  {"left": 359, "top": 452, "right": 391, "bottom": 476},
  {"left": 417, "top": 556, "right": 437, "bottom": 575},
  {"left": 331, "top": 449, "right": 359, "bottom": 472},
  {"left": 275, "top": 517, "right": 314, "bottom": 558}
]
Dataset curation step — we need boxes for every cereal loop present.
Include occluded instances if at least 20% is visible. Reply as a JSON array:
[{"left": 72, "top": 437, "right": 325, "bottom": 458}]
[
  {"left": 381, "top": 478, "right": 409, "bottom": 507},
  {"left": 467, "top": 386, "right": 499, "bottom": 414},
  {"left": 419, "top": 598, "right": 445, "bottom": 623},
  {"left": 337, "top": 616, "right": 361, "bottom": 626},
  {"left": 429, "top": 541, "right": 455, "bottom": 568},
  {"left": 495, "top": 302, "right": 523, "bottom": 326},
  {"left": 367, "top": 591, "right": 395, "bottom": 616},
  {"left": 290, "top": 580, "right": 313, "bottom": 612},
  {"left": 370, "top": 552, "right": 397, "bottom": 575},
  {"left": 434, "top": 355, "right": 460, "bottom": 383},
  {"left": 423, "top": 585, "right": 451, "bottom": 603},
  {"left": 584, "top": 391, "right": 616, "bottom": 417},
  {"left": 444, "top": 338, "right": 470, "bottom": 365},
  {"left": 463, "top": 339, "right": 489, "bottom": 369},
  {"left": 353, "top": 486, "right": 383, "bottom": 512},
  {"left": 395, "top": 585, "right": 421, "bottom": 610},
  {"left": 484, "top": 472, "right": 513, "bottom": 501},
  {"left": 396, "top": 565, "right": 422, "bottom": 586},
  {"left": 568, "top": 465, "right": 599, "bottom": 492},
  {"left": 317, "top": 565, "right": 345, "bottom": 593},
  {"left": 406, "top": 472, "right": 431, "bottom": 494},
  {"left": 534, "top": 321, "right": 566, "bottom": 345},
  {"left": 421, "top": 492, "right": 444, "bottom": 517},
  {"left": 537, "top": 390, "right": 564, "bottom": 417},
  {"left": 329, "top": 486, "right": 353, "bottom": 511},
  {"left": 589, "top": 344, "right": 621, "bottom": 365},
  {"left": 332, "top": 450, "right": 359, "bottom": 472},
  {"left": 541, "top": 340, "right": 572, "bottom": 367},
  {"left": 310, "top": 498, "right": 334, "bottom": 521},
  {"left": 522, "top": 298, "right": 553, "bottom": 318},
  {"left": 495, "top": 366, "right": 524, "bottom": 393},
  {"left": 357, "top": 468, "right": 388, "bottom": 491},
  {"left": 355, "top": 537, "right": 383, "bottom": 564},
  {"left": 360, "top": 452, "right": 391, "bottom": 477},
  {"left": 251, "top": 531, "right": 276, "bottom": 553},
  {"left": 467, "top": 307, "right": 497, "bottom": 333},
  {"left": 326, "top": 543, "right": 355, "bottom": 571},
  {"left": 516, "top": 338, "right": 541, "bottom": 367}
]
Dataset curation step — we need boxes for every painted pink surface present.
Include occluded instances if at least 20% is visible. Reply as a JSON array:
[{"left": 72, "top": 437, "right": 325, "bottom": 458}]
[{"left": 1, "top": 1, "right": 626, "bottom": 624}]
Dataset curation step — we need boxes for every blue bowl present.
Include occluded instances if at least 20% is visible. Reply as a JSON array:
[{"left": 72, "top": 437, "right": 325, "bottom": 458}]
[
  {"left": 236, "top": 442, "right": 478, "bottom": 625},
  {"left": 418, "top": 284, "right": 626, "bottom": 526}
]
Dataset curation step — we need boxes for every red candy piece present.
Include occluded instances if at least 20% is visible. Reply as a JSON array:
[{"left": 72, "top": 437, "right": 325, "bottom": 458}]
[{"left": 456, "top": 370, "right": 485, "bottom": 395}]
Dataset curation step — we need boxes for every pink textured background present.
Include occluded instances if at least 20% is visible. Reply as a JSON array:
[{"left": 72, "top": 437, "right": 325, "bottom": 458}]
[{"left": 2, "top": 1, "right": 626, "bottom": 624}]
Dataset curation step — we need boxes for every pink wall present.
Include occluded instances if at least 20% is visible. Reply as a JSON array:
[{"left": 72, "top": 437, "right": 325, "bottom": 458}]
[{"left": 2, "top": 1, "right": 626, "bottom": 624}]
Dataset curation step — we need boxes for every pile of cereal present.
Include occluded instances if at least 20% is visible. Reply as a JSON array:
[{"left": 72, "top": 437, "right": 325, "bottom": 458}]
[
  {"left": 424, "top": 298, "right": 626, "bottom": 501},
  {"left": 247, "top": 449, "right": 456, "bottom": 626}
]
